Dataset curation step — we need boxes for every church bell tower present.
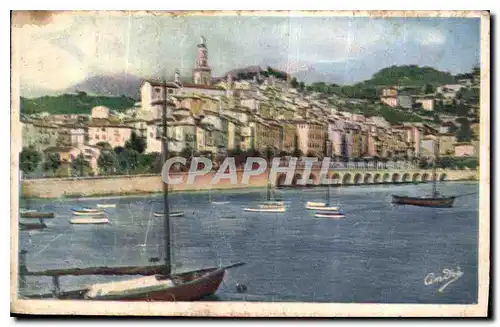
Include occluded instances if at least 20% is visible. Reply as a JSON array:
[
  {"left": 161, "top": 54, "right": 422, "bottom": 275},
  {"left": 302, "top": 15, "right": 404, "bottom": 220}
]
[{"left": 192, "top": 36, "right": 212, "bottom": 85}]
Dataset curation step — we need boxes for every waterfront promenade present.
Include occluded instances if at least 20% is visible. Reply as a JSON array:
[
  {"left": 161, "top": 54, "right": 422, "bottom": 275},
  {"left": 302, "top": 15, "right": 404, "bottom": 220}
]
[{"left": 21, "top": 167, "right": 478, "bottom": 199}]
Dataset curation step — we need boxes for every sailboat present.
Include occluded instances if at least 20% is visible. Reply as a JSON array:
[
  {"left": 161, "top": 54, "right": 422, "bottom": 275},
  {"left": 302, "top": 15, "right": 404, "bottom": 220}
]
[
  {"left": 392, "top": 136, "right": 455, "bottom": 208},
  {"left": 20, "top": 78, "right": 245, "bottom": 301},
  {"left": 305, "top": 183, "right": 340, "bottom": 211},
  {"left": 243, "top": 161, "right": 286, "bottom": 213}
]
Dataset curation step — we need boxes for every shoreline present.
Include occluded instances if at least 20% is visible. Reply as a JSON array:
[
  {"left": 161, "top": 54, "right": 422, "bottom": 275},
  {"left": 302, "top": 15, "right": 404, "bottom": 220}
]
[{"left": 19, "top": 179, "right": 479, "bottom": 201}]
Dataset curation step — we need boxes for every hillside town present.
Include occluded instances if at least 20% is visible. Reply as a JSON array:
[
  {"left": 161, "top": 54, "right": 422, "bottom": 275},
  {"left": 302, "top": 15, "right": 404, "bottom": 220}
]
[{"left": 20, "top": 37, "right": 480, "bottom": 177}]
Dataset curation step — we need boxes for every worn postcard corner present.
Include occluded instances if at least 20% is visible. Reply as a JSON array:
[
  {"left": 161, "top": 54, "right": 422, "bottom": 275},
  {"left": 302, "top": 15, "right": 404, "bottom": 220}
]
[{"left": 10, "top": 9, "right": 490, "bottom": 318}]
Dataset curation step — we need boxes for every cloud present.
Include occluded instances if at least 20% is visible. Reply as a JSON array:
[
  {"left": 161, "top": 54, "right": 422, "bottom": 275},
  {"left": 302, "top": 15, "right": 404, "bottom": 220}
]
[
  {"left": 13, "top": 13, "right": 478, "bottom": 96},
  {"left": 415, "top": 30, "right": 447, "bottom": 46}
]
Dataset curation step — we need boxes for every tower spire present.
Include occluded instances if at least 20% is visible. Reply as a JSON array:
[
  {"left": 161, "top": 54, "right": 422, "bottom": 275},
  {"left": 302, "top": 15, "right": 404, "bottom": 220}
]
[{"left": 193, "top": 36, "right": 211, "bottom": 85}]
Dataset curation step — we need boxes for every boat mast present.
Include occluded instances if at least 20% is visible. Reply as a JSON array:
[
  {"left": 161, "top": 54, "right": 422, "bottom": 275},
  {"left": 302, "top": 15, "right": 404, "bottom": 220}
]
[
  {"left": 432, "top": 134, "right": 440, "bottom": 197},
  {"left": 266, "top": 149, "right": 271, "bottom": 201},
  {"left": 161, "top": 80, "right": 171, "bottom": 275},
  {"left": 326, "top": 183, "right": 330, "bottom": 206}
]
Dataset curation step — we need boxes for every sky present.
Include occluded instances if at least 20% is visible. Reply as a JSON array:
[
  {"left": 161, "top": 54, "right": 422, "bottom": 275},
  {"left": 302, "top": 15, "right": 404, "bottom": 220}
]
[{"left": 13, "top": 12, "right": 481, "bottom": 97}]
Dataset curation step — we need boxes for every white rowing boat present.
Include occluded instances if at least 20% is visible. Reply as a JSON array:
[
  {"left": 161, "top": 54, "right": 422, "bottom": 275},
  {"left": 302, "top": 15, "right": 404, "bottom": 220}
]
[
  {"left": 305, "top": 201, "right": 340, "bottom": 211},
  {"left": 72, "top": 207, "right": 105, "bottom": 216},
  {"left": 243, "top": 203, "right": 286, "bottom": 213},
  {"left": 153, "top": 211, "right": 184, "bottom": 217},
  {"left": 96, "top": 204, "right": 117, "bottom": 208},
  {"left": 70, "top": 217, "right": 109, "bottom": 224},
  {"left": 314, "top": 211, "right": 345, "bottom": 219}
]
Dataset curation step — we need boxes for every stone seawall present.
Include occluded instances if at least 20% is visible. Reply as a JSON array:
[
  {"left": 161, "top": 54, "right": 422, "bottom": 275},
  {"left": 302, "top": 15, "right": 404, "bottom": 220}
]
[{"left": 21, "top": 169, "right": 479, "bottom": 199}]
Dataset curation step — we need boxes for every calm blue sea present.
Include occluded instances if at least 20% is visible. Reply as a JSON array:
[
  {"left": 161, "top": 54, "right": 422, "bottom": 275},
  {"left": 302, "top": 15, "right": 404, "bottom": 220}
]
[{"left": 18, "top": 182, "right": 478, "bottom": 303}]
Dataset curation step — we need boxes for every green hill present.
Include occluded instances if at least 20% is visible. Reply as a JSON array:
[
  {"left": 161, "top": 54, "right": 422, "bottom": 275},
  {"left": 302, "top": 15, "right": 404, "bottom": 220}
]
[
  {"left": 359, "top": 65, "right": 457, "bottom": 87},
  {"left": 20, "top": 93, "right": 137, "bottom": 115}
]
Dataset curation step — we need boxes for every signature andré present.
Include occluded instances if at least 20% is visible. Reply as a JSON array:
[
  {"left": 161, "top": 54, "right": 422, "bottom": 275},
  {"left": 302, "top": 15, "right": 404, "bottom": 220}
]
[{"left": 424, "top": 267, "right": 464, "bottom": 293}]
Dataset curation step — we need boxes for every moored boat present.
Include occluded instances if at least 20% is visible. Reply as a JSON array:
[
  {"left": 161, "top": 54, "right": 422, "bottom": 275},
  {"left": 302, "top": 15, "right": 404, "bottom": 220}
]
[
  {"left": 72, "top": 208, "right": 106, "bottom": 216},
  {"left": 20, "top": 212, "right": 55, "bottom": 219},
  {"left": 306, "top": 184, "right": 341, "bottom": 211},
  {"left": 70, "top": 217, "right": 109, "bottom": 225},
  {"left": 19, "top": 222, "right": 47, "bottom": 231},
  {"left": 20, "top": 209, "right": 36, "bottom": 214},
  {"left": 96, "top": 204, "right": 117, "bottom": 208},
  {"left": 314, "top": 211, "right": 345, "bottom": 219},
  {"left": 243, "top": 203, "right": 286, "bottom": 213},
  {"left": 153, "top": 211, "right": 184, "bottom": 217},
  {"left": 391, "top": 135, "right": 456, "bottom": 208},
  {"left": 305, "top": 202, "right": 340, "bottom": 211},
  {"left": 391, "top": 195, "right": 455, "bottom": 208}
]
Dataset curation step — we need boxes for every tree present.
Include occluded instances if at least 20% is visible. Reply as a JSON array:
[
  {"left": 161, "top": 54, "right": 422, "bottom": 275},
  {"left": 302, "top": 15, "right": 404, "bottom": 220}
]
[
  {"left": 340, "top": 135, "right": 349, "bottom": 163},
  {"left": 423, "top": 84, "right": 434, "bottom": 94},
  {"left": 456, "top": 118, "right": 473, "bottom": 142},
  {"left": 266, "top": 146, "right": 277, "bottom": 159},
  {"left": 96, "top": 141, "right": 112, "bottom": 151},
  {"left": 20, "top": 147, "right": 41, "bottom": 174},
  {"left": 114, "top": 146, "right": 125, "bottom": 155},
  {"left": 298, "top": 82, "right": 305, "bottom": 92},
  {"left": 97, "top": 151, "right": 118, "bottom": 175},
  {"left": 116, "top": 148, "right": 140, "bottom": 174},
  {"left": 71, "top": 154, "right": 92, "bottom": 177},
  {"left": 125, "top": 131, "right": 147, "bottom": 154},
  {"left": 42, "top": 152, "right": 61, "bottom": 173},
  {"left": 290, "top": 77, "right": 299, "bottom": 89}
]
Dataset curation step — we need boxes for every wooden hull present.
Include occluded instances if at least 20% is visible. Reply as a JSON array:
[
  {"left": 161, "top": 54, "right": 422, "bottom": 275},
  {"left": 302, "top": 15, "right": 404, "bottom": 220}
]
[
  {"left": 24, "top": 268, "right": 225, "bottom": 302},
  {"left": 392, "top": 195, "right": 455, "bottom": 208},
  {"left": 19, "top": 222, "right": 47, "bottom": 231},
  {"left": 20, "top": 212, "right": 54, "bottom": 219}
]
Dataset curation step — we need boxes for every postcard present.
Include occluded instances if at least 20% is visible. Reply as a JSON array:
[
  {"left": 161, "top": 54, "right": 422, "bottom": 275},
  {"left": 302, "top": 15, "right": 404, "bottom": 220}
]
[{"left": 10, "top": 10, "right": 490, "bottom": 317}]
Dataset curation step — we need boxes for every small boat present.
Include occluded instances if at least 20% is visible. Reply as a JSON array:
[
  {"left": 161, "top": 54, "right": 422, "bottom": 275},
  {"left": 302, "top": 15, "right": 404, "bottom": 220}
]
[
  {"left": 20, "top": 212, "right": 55, "bottom": 219},
  {"left": 20, "top": 208, "right": 36, "bottom": 214},
  {"left": 392, "top": 195, "right": 455, "bottom": 208},
  {"left": 70, "top": 217, "right": 109, "bottom": 225},
  {"left": 243, "top": 165, "right": 285, "bottom": 213},
  {"left": 211, "top": 201, "right": 230, "bottom": 205},
  {"left": 314, "top": 211, "right": 345, "bottom": 219},
  {"left": 243, "top": 204, "right": 286, "bottom": 213},
  {"left": 305, "top": 202, "right": 340, "bottom": 211},
  {"left": 72, "top": 208, "right": 105, "bottom": 216},
  {"left": 153, "top": 211, "right": 184, "bottom": 217},
  {"left": 19, "top": 222, "right": 47, "bottom": 231},
  {"left": 392, "top": 136, "right": 456, "bottom": 208},
  {"left": 306, "top": 184, "right": 341, "bottom": 211},
  {"left": 96, "top": 204, "right": 117, "bottom": 208}
]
